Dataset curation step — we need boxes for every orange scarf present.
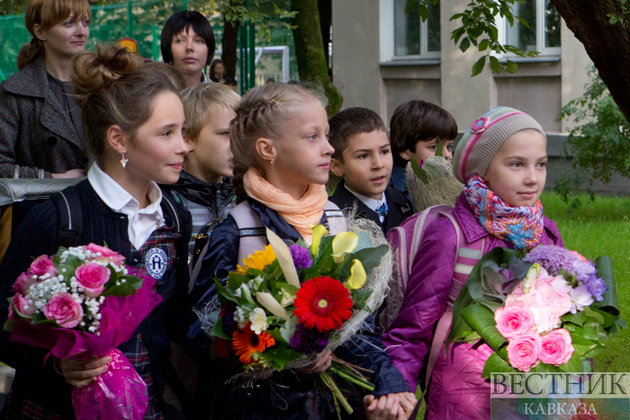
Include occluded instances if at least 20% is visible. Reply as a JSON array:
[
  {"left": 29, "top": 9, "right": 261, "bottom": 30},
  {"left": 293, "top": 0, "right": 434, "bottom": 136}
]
[{"left": 243, "top": 167, "right": 329, "bottom": 242}]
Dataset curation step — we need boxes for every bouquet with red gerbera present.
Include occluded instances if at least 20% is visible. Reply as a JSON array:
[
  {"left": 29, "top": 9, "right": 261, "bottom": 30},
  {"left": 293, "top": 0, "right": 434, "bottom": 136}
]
[
  {"left": 4, "top": 244, "right": 162, "bottom": 420},
  {"left": 199, "top": 222, "right": 392, "bottom": 415}
]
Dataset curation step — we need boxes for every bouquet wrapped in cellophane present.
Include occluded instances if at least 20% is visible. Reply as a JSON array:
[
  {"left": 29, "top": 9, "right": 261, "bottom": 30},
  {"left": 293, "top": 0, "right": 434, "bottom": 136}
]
[
  {"left": 447, "top": 245, "right": 624, "bottom": 377},
  {"left": 4, "top": 244, "right": 162, "bottom": 420},
  {"left": 198, "top": 220, "right": 392, "bottom": 415}
]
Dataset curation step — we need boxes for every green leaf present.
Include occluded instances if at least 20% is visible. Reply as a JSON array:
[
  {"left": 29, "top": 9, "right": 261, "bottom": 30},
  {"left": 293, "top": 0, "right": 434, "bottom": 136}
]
[
  {"left": 404, "top": 0, "right": 418, "bottom": 15},
  {"left": 569, "top": 334, "right": 597, "bottom": 358},
  {"left": 489, "top": 55, "right": 501, "bottom": 74},
  {"left": 459, "top": 37, "right": 471, "bottom": 53},
  {"left": 561, "top": 310, "right": 589, "bottom": 327},
  {"left": 101, "top": 282, "right": 139, "bottom": 297},
  {"left": 583, "top": 306, "right": 606, "bottom": 325},
  {"left": 212, "top": 316, "right": 230, "bottom": 339},
  {"left": 592, "top": 256, "right": 620, "bottom": 316},
  {"left": 506, "top": 60, "right": 518, "bottom": 73},
  {"left": 558, "top": 352, "right": 582, "bottom": 373},
  {"left": 530, "top": 363, "right": 562, "bottom": 374},
  {"left": 482, "top": 352, "right": 517, "bottom": 378},
  {"left": 471, "top": 55, "right": 487, "bottom": 77},
  {"left": 339, "top": 244, "right": 389, "bottom": 282},
  {"left": 435, "top": 138, "right": 443, "bottom": 157},
  {"left": 215, "top": 279, "right": 241, "bottom": 306},
  {"left": 262, "top": 345, "right": 302, "bottom": 370},
  {"left": 461, "top": 303, "right": 507, "bottom": 353},
  {"left": 410, "top": 158, "right": 429, "bottom": 184},
  {"left": 479, "top": 39, "right": 489, "bottom": 52}
]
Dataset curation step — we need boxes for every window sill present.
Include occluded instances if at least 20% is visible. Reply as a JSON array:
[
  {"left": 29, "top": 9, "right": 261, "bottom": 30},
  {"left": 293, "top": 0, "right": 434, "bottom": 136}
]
[
  {"left": 380, "top": 58, "right": 441, "bottom": 67},
  {"left": 499, "top": 55, "right": 561, "bottom": 64}
]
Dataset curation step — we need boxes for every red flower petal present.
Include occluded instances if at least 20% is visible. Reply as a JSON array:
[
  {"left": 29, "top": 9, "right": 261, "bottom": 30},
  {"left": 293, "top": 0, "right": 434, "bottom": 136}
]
[{"left": 294, "top": 276, "right": 354, "bottom": 333}]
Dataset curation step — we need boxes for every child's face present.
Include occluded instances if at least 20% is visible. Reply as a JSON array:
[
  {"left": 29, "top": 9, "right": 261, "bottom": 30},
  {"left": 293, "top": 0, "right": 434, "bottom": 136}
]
[
  {"left": 125, "top": 91, "right": 189, "bottom": 185},
  {"left": 331, "top": 130, "right": 393, "bottom": 201},
  {"left": 400, "top": 137, "right": 454, "bottom": 165},
  {"left": 187, "top": 106, "right": 235, "bottom": 183},
  {"left": 271, "top": 99, "right": 333, "bottom": 194},
  {"left": 483, "top": 130, "right": 547, "bottom": 207}
]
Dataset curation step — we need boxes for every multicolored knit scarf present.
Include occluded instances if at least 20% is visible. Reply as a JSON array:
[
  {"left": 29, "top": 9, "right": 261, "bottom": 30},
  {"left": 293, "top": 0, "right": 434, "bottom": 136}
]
[{"left": 464, "top": 175, "right": 544, "bottom": 250}]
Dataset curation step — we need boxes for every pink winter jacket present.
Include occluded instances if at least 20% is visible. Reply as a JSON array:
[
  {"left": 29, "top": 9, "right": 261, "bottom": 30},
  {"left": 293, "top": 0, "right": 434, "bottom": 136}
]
[{"left": 382, "top": 195, "right": 563, "bottom": 419}]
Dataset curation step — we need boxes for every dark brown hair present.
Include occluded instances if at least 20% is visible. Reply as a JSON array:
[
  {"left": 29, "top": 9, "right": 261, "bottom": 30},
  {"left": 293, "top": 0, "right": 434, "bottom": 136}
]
[
  {"left": 18, "top": 0, "right": 91, "bottom": 69},
  {"left": 160, "top": 11, "right": 215, "bottom": 66},
  {"left": 328, "top": 107, "right": 387, "bottom": 161},
  {"left": 390, "top": 100, "right": 458, "bottom": 167},
  {"left": 72, "top": 44, "right": 180, "bottom": 167}
]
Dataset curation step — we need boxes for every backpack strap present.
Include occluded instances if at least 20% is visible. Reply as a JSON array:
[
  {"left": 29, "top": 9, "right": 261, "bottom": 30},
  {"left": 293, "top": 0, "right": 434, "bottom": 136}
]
[
  {"left": 324, "top": 201, "right": 346, "bottom": 235},
  {"left": 51, "top": 187, "right": 83, "bottom": 248},
  {"left": 161, "top": 194, "right": 181, "bottom": 234},
  {"left": 420, "top": 211, "right": 486, "bottom": 400},
  {"left": 230, "top": 201, "right": 267, "bottom": 267}
]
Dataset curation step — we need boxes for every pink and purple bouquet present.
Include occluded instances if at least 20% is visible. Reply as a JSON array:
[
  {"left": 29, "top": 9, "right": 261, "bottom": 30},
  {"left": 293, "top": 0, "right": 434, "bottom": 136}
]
[
  {"left": 447, "top": 245, "right": 624, "bottom": 376},
  {"left": 4, "top": 244, "right": 162, "bottom": 420}
]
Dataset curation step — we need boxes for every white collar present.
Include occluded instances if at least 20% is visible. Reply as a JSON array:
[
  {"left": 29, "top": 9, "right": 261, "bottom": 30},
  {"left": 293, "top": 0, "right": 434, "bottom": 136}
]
[
  {"left": 344, "top": 183, "right": 387, "bottom": 213},
  {"left": 87, "top": 163, "right": 163, "bottom": 214}
]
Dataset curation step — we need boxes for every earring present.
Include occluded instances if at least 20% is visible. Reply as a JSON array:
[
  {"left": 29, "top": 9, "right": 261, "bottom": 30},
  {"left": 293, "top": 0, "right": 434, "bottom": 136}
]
[
  {"left": 120, "top": 153, "right": 128, "bottom": 168},
  {"left": 271, "top": 159, "right": 275, "bottom": 168}
]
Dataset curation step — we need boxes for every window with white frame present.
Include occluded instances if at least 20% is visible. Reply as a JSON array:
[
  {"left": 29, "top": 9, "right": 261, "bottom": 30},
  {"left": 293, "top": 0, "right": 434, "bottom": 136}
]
[
  {"left": 393, "top": 0, "right": 440, "bottom": 58},
  {"left": 505, "top": 0, "right": 561, "bottom": 55}
]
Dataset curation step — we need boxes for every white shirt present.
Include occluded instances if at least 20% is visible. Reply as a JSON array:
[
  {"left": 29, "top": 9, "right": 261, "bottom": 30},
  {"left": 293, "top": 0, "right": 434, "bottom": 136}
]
[
  {"left": 87, "top": 163, "right": 164, "bottom": 249},
  {"left": 344, "top": 184, "right": 388, "bottom": 223}
]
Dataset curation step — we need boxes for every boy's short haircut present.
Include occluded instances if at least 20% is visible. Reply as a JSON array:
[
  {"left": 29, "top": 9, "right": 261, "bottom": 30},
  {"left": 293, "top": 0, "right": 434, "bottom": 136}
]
[
  {"left": 390, "top": 100, "right": 458, "bottom": 167},
  {"left": 329, "top": 107, "right": 387, "bottom": 161},
  {"left": 180, "top": 83, "right": 241, "bottom": 141},
  {"left": 224, "top": 76, "right": 237, "bottom": 87}
]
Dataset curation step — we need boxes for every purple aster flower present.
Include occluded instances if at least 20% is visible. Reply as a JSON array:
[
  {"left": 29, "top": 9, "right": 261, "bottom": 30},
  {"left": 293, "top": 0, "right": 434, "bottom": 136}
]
[
  {"left": 222, "top": 305, "right": 237, "bottom": 336},
  {"left": 524, "top": 245, "right": 607, "bottom": 302},
  {"left": 523, "top": 245, "right": 580, "bottom": 276},
  {"left": 584, "top": 276, "right": 608, "bottom": 302},
  {"left": 290, "top": 324, "right": 329, "bottom": 355},
  {"left": 290, "top": 244, "right": 313, "bottom": 270}
]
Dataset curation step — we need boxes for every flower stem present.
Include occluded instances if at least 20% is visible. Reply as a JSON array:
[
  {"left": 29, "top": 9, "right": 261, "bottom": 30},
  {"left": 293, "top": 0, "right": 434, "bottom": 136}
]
[
  {"left": 329, "top": 366, "right": 375, "bottom": 391},
  {"left": 320, "top": 371, "right": 353, "bottom": 415}
]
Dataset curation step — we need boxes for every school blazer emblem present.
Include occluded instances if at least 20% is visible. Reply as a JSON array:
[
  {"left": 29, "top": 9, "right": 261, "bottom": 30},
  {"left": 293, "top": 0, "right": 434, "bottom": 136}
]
[{"left": 145, "top": 248, "right": 168, "bottom": 279}]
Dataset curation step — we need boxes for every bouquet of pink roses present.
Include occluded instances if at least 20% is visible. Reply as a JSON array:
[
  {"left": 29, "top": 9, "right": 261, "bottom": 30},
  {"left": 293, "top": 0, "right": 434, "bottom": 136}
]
[
  {"left": 4, "top": 243, "right": 162, "bottom": 420},
  {"left": 447, "top": 245, "right": 624, "bottom": 376}
]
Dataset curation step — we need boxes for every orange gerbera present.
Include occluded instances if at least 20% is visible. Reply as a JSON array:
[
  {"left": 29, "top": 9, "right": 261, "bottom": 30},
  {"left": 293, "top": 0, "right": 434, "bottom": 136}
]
[
  {"left": 232, "top": 323, "right": 276, "bottom": 365},
  {"left": 293, "top": 276, "right": 354, "bottom": 333},
  {"left": 235, "top": 244, "right": 276, "bottom": 274}
]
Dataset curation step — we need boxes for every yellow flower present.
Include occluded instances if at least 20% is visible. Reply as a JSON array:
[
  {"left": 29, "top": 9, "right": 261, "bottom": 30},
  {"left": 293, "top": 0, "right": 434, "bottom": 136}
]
[
  {"left": 346, "top": 259, "right": 366, "bottom": 290},
  {"left": 332, "top": 232, "right": 359, "bottom": 264},
  {"left": 235, "top": 245, "right": 276, "bottom": 274},
  {"left": 311, "top": 224, "right": 328, "bottom": 258}
]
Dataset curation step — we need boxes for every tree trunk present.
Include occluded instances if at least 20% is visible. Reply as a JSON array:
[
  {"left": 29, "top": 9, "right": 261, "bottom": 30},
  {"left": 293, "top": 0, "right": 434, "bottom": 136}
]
[
  {"left": 551, "top": 0, "right": 630, "bottom": 122},
  {"left": 220, "top": 0, "right": 243, "bottom": 80},
  {"left": 291, "top": 0, "right": 342, "bottom": 116},
  {"left": 318, "top": 0, "right": 332, "bottom": 71},
  {"left": 221, "top": 17, "right": 240, "bottom": 79}
]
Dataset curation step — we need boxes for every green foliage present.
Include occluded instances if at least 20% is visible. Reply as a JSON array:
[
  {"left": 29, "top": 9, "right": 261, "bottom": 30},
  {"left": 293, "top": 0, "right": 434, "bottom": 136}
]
[
  {"left": 557, "top": 65, "right": 630, "bottom": 208},
  {"left": 607, "top": 0, "right": 629, "bottom": 26},
  {"left": 407, "top": 0, "right": 539, "bottom": 76}
]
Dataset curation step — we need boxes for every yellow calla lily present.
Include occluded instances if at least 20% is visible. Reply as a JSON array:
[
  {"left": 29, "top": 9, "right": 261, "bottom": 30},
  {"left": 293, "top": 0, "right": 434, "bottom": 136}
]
[
  {"left": 311, "top": 224, "right": 328, "bottom": 258},
  {"left": 256, "top": 292, "right": 289, "bottom": 320},
  {"left": 332, "top": 231, "right": 359, "bottom": 264},
  {"left": 346, "top": 259, "right": 366, "bottom": 290}
]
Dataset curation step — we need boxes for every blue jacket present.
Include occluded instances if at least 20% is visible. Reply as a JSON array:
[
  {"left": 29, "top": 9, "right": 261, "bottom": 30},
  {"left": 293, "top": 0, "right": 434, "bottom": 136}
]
[{"left": 188, "top": 197, "right": 410, "bottom": 419}]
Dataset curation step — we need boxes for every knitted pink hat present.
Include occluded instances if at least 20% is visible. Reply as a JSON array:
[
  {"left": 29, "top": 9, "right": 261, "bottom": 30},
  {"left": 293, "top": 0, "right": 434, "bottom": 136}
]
[{"left": 452, "top": 107, "right": 544, "bottom": 183}]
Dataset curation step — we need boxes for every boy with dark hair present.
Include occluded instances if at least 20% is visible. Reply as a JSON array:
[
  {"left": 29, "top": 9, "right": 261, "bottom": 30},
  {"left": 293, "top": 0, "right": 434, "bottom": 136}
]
[
  {"left": 389, "top": 100, "right": 458, "bottom": 194},
  {"left": 329, "top": 107, "right": 413, "bottom": 235}
]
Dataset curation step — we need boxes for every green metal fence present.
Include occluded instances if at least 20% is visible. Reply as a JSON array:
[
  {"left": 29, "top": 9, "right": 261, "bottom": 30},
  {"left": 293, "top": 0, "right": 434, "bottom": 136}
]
[{"left": 0, "top": 0, "right": 299, "bottom": 93}]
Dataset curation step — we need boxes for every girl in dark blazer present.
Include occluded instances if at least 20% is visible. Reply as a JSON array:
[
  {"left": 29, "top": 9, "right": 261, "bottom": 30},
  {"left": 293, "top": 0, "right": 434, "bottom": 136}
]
[{"left": 0, "top": 45, "right": 192, "bottom": 419}]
